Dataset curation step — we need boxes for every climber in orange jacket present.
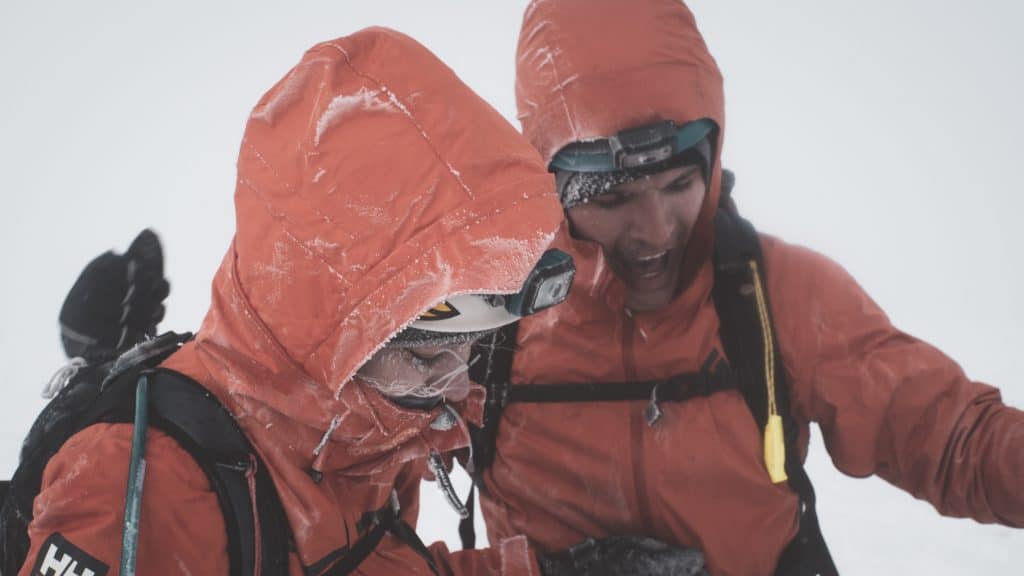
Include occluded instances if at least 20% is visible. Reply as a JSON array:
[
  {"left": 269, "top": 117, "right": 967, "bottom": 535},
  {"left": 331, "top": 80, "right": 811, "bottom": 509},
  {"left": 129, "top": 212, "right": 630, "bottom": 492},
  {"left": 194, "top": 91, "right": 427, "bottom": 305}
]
[
  {"left": 470, "top": 1, "right": 1024, "bottom": 575},
  {"left": 18, "top": 27, "right": 577, "bottom": 575}
]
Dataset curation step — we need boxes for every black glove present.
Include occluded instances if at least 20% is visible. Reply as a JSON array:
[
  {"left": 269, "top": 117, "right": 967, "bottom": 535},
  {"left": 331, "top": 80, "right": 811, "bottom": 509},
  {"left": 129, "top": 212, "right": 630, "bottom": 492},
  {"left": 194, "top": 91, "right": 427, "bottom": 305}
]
[
  {"left": 538, "top": 535, "right": 707, "bottom": 576},
  {"left": 59, "top": 229, "right": 170, "bottom": 360}
]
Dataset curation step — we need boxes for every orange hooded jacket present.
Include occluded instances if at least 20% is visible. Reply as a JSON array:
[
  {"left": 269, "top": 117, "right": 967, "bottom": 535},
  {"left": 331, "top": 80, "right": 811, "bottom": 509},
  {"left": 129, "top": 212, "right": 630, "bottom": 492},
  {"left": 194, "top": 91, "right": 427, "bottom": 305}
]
[
  {"left": 477, "top": 1, "right": 1024, "bottom": 575},
  {"left": 21, "top": 28, "right": 564, "bottom": 576}
]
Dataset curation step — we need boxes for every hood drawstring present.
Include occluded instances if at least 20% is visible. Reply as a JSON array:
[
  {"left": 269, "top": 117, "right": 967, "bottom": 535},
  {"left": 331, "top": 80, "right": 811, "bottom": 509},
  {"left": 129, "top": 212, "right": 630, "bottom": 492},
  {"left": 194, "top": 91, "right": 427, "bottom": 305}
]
[{"left": 309, "top": 414, "right": 343, "bottom": 483}]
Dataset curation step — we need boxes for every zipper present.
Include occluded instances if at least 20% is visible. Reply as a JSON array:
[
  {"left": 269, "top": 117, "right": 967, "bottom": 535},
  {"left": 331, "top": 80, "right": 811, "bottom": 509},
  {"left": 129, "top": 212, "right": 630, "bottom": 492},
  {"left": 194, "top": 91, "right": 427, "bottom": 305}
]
[
  {"left": 623, "top": 309, "right": 656, "bottom": 530},
  {"left": 246, "top": 454, "right": 263, "bottom": 576}
]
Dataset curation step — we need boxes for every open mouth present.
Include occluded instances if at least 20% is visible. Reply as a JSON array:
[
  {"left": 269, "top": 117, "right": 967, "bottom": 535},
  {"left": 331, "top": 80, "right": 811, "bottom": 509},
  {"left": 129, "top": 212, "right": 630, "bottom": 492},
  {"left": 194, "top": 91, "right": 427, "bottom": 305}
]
[{"left": 626, "top": 250, "right": 671, "bottom": 279}]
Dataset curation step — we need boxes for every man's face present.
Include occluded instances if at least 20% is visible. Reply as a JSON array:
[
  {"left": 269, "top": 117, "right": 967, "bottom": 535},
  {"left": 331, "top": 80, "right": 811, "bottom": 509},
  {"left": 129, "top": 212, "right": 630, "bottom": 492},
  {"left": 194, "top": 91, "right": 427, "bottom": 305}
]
[{"left": 567, "top": 164, "right": 706, "bottom": 312}]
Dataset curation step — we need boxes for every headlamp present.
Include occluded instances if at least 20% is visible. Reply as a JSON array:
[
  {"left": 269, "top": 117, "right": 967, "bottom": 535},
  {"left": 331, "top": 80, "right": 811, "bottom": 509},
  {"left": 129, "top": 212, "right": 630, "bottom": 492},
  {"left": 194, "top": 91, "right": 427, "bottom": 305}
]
[
  {"left": 408, "top": 249, "right": 575, "bottom": 334},
  {"left": 503, "top": 248, "right": 575, "bottom": 316},
  {"left": 549, "top": 118, "right": 716, "bottom": 173}
]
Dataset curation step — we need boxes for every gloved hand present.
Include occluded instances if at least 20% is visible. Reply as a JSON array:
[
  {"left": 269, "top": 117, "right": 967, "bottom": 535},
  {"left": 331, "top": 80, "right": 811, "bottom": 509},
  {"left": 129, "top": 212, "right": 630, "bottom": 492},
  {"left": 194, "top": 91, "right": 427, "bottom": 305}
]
[
  {"left": 59, "top": 229, "right": 170, "bottom": 360},
  {"left": 538, "top": 535, "right": 708, "bottom": 576}
]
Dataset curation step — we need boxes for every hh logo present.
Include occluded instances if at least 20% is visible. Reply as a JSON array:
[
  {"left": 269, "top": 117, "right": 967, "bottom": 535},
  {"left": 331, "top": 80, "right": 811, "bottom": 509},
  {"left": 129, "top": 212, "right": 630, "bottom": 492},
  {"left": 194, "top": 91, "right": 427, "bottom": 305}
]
[{"left": 32, "top": 533, "right": 109, "bottom": 576}]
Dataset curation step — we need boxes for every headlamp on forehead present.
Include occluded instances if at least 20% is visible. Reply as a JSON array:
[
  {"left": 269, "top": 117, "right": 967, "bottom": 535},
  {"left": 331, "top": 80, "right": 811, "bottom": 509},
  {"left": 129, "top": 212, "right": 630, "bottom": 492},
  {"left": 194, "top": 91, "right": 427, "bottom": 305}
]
[
  {"left": 408, "top": 249, "right": 575, "bottom": 335},
  {"left": 549, "top": 118, "right": 716, "bottom": 173}
]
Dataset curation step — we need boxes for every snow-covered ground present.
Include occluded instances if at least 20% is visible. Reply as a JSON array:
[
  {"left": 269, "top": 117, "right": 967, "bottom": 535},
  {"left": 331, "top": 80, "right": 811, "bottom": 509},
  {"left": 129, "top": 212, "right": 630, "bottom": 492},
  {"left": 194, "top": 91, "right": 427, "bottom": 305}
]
[{"left": 2, "top": 1, "right": 1021, "bottom": 573}]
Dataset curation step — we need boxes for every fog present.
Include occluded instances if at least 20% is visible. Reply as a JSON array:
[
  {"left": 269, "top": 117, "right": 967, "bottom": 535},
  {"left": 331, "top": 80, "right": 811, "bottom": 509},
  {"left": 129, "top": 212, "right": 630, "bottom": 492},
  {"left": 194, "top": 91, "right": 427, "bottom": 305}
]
[{"left": 1, "top": 1, "right": 1021, "bottom": 573}]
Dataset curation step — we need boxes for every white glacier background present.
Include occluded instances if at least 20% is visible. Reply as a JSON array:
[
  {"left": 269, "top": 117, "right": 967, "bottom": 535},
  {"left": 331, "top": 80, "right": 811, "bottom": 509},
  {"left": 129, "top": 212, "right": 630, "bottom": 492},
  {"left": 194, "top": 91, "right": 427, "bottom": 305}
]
[{"left": 1, "top": 1, "right": 1021, "bottom": 574}]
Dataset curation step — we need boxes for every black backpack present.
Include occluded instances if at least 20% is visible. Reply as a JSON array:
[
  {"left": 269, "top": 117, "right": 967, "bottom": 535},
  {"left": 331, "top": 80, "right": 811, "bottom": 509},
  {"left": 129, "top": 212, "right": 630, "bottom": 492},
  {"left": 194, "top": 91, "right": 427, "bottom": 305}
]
[
  {"left": 0, "top": 332, "right": 291, "bottom": 576},
  {"left": 0, "top": 333, "right": 441, "bottom": 576},
  {"left": 462, "top": 174, "right": 840, "bottom": 576}
]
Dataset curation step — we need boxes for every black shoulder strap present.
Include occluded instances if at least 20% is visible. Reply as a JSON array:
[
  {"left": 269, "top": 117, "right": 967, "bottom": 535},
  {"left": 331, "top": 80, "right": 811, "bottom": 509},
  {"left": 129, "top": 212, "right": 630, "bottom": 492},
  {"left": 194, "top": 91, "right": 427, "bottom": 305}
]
[
  {"left": 467, "top": 322, "right": 520, "bottom": 483},
  {"left": 458, "top": 323, "right": 519, "bottom": 550},
  {"left": 3, "top": 332, "right": 191, "bottom": 575},
  {"left": 712, "top": 208, "right": 838, "bottom": 576},
  {"left": 127, "top": 369, "right": 291, "bottom": 576},
  {"left": 711, "top": 209, "right": 769, "bottom": 428},
  {"left": 1, "top": 335, "right": 290, "bottom": 576}
]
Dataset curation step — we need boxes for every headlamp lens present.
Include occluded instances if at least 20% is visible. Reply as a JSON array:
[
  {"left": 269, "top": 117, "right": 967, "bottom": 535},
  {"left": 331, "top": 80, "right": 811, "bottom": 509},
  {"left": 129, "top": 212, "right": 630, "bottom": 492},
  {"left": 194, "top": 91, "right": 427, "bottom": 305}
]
[
  {"left": 531, "top": 271, "right": 573, "bottom": 312},
  {"left": 505, "top": 249, "right": 575, "bottom": 316}
]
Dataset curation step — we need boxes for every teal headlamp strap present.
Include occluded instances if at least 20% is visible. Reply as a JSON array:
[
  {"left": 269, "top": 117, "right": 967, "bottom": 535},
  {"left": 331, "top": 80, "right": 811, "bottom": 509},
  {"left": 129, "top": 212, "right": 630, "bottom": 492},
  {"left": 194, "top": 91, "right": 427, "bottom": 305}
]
[{"left": 549, "top": 118, "right": 716, "bottom": 173}]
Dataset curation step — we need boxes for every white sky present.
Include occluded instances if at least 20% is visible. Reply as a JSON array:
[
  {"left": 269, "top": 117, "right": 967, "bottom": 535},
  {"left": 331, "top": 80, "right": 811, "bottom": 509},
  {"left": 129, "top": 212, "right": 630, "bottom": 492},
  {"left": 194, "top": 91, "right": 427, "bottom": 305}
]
[{"left": 1, "top": 1, "right": 1021, "bottom": 573}]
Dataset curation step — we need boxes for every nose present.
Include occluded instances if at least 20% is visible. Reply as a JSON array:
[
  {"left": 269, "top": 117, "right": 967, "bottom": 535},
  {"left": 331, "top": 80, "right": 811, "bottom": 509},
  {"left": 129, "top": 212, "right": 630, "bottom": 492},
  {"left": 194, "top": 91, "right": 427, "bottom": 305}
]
[{"left": 629, "top": 190, "right": 674, "bottom": 248}]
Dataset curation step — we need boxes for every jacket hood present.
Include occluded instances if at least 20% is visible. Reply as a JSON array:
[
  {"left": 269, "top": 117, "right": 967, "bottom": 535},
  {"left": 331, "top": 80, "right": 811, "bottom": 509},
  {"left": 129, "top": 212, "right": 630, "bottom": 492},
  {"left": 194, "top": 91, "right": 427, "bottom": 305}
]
[
  {"left": 199, "top": 25, "right": 560, "bottom": 425},
  {"left": 166, "top": 29, "right": 562, "bottom": 563},
  {"left": 516, "top": 0, "right": 725, "bottom": 305}
]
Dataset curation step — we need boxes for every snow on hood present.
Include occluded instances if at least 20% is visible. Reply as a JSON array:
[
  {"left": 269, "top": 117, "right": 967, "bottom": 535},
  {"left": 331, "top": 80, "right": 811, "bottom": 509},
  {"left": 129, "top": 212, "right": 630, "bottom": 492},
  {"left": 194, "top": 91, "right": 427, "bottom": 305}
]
[{"left": 189, "top": 26, "right": 562, "bottom": 459}]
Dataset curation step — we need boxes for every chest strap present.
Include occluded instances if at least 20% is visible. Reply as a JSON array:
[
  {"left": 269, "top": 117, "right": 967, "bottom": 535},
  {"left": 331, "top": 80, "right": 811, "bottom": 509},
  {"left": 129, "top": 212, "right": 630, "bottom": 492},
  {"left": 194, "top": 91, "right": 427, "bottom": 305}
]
[
  {"left": 308, "top": 491, "right": 439, "bottom": 576},
  {"left": 505, "top": 352, "right": 733, "bottom": 426},
  {"left": 507, "top": 353, "right": 731, "bottom": 404}
]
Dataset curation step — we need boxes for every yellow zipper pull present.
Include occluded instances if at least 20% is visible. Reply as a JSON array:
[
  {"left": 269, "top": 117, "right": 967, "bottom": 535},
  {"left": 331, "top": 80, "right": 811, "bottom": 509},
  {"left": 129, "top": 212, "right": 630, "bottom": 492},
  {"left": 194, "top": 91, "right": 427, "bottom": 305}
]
[
  {"left": 764, "top": 414, "right": 788, "bottom": 483},
  {"left": 749, "top": 260, "right": 788, "bottom": 484}
]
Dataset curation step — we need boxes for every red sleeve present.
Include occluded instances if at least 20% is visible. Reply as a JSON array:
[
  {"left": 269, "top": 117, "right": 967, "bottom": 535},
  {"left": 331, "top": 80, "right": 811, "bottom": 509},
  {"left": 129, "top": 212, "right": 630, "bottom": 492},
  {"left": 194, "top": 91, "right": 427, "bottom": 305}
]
[
  {"left": 764, "top": 236, "right": 1024, "bottom": 527},
  {"left": 20, "top": 423, "right": 229, "bottom": 576},
  {"left": 350, "top": 465, "right": 541, "bottom": 576}
]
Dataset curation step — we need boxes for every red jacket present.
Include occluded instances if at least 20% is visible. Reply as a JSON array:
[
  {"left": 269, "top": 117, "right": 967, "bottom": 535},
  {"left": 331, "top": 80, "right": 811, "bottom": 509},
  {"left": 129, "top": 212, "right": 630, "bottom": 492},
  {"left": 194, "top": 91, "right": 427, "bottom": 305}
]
[
  {"left": 478, "top": 1, "right": 1024, "bottom": 574},
  {"left": 22, "top": 28, "right": 563, "bottom": 576}
]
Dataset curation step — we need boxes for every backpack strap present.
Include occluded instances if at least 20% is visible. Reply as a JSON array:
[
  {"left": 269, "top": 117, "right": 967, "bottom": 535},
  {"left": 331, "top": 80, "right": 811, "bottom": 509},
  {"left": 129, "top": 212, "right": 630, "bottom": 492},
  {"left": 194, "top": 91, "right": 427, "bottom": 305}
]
[
  {"left": 467, "top": 323, "right": 520, "bottom": 483},
  {"left": 76, "top": 367, "right": 291, "bottom": 576},
  {"left": 3, "top": 332, "right": 193, "bottom": 576},
  {"left": 114, "top": 368, "right": 291, "bottom": 576},
  {"left": 1, "top": 337, "right": 291, "bottom": 576},
  {"left": 304, "top": 491, "right": 439, "bottom": 576},
  {"left": 459, "top": 323, "right": 519, "bottom": 550},
  {"left": 712, "top": 208, "right": 838, "bottom": 576}
]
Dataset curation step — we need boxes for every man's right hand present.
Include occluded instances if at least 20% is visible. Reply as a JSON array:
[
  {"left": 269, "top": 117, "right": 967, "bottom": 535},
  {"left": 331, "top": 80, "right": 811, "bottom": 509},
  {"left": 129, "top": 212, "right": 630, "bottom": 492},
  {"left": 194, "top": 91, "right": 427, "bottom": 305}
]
[{"left": 537, "top": 535, "right": 708, "bottom": 576}]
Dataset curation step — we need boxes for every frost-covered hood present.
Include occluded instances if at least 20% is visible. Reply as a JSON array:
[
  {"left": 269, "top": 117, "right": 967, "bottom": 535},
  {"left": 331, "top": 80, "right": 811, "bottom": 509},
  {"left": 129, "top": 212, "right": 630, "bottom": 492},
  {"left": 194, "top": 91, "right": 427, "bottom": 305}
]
[
  {"left": 516, "top": 0, "right": 725, "bottom": 304},
  {"left": 232, "top": 28, "right": 559, "bottom": 395},
  {"left": 164, "top": 28, "right": 562, "bottom": 566},
  {"left": 195, "top": 25, "right": 560, "bottom": 434}
]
